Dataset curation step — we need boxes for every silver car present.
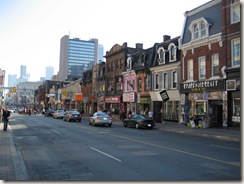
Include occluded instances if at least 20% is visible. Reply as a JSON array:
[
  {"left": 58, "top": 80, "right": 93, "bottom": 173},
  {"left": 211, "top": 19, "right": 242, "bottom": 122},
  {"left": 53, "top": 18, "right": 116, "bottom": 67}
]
[
  {"left": 53, "top": 110, "right": 65, "bottom": 119},
  {"left": 89, "top": 112, "right": 112, "bottom": 127}
]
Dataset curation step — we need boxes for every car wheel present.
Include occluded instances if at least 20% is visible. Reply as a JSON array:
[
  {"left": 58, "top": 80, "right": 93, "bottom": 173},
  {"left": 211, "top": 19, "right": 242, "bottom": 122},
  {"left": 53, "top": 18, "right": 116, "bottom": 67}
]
[
  {"left": 108, "top": 124, "right": 112, "bottom": 127},
  {"left": 123, "top": 122, "right": 127, "bottom": 127},
  {"left": 136, "top": 123, "right": 139, "bottom": 129}
]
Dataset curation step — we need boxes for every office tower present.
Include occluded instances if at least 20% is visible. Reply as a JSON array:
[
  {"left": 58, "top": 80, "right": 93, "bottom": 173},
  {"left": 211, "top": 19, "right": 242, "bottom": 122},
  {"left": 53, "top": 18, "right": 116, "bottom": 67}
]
[
  {"left": 8, "top": 74, "right": 17, "bottom": 87},
  {"left": 20, "top": 65, "right": 27, "bottom": 79},
  {"left": 45, "top": 66, "right": 54, "bottom": 80},
  {"left": 98, "top": 44, "right": 104, "bottom": 63},
  {"left": 58, "top": 35, "right": 101, "bottom": 81}
]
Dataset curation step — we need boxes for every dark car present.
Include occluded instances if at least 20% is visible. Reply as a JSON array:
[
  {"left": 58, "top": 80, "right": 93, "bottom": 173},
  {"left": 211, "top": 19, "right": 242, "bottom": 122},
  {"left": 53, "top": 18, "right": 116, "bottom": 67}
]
[
  {"left": 89, "top": 112, "right": 112, "bottom": 127},
  {"left": 123, "top": 114, "right": 155, "bottom": 129},
  {"left": 63, "top": 110, "right": 82, "bottom": 122},
  {"left": 45, "top": 109, "right": 55, "bottom": 117}
]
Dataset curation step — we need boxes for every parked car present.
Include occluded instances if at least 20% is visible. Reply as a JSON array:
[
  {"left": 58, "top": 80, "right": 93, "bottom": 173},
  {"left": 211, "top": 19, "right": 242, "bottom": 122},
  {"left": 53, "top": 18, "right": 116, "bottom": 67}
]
[
  {"left": 18, "top": 109, "right": 25, "bottom": 114},
  {"left": 63, "top": 110, "right": 82, "bottom": 122},
  {"left": 123, "top": 114, "right": 155, "bottom": 129},
  {"left": 53, "top": 110, "right": 65, "bottom": 119},
  {"left": 89, "top": 112, "right": 112, "bottom": 127},
  {"left": 45, "top": 109, "right": 55, "bottom": 117}
]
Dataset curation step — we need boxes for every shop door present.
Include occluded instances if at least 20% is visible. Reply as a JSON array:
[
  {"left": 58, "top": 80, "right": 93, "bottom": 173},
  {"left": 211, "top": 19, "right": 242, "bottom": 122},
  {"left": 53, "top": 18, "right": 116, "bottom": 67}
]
[
  {"left": 209, "top": 105, "right": 223, "bottom": 128},
  {"left": 153, "top": 101, "right": 162, "bottom": 123}
]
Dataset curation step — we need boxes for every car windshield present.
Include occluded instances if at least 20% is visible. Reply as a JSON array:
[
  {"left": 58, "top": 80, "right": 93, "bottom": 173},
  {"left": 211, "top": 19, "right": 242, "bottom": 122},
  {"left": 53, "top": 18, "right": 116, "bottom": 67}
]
[
  {"left": 132, "top": 114, "right": 146, "bottom": 119},
  {"left": 70, "top": 111, "right": 80, "bottom": 114},
  {"left": 96, "top": 112, "right": 109, "bottom": 117}
]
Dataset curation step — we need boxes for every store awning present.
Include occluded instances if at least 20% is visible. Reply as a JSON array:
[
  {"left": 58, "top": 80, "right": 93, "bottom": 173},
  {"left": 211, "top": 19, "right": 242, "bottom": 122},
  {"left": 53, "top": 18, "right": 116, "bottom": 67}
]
[
  {"left": 149, "top": 91, "right": 162, "bottom": 101},
  {"left": 167, "top": 90, "right": 181, "bottom": 101}
]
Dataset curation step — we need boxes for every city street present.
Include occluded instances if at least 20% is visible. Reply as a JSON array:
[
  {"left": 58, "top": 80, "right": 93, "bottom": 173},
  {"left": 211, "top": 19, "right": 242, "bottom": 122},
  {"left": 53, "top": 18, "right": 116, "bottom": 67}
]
[{"left": 6, "top": 113, "right": 241, "bottom": 181}]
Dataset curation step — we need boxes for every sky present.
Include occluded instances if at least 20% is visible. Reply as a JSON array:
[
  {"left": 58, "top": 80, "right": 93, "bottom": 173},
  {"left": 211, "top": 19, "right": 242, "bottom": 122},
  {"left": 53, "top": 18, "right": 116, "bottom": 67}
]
[{"left": 0, "top": 0, "right": 211, "bottom": 85}]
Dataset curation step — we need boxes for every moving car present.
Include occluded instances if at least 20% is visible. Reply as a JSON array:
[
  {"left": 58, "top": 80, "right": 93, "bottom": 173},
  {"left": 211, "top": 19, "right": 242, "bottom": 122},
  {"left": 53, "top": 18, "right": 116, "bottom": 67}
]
[
  {"left": 89, "top": 112, "right": 112, "bottom": 127},
  {"left": 123, "top": 114, "right": 155, "bottom": 129},
  {"left": 63, "top": 110, "right": 82, "bottom": 122},
  {"left": 53, "top": 110, "right": 65, "bottom": 119},
  {"left": 45, "top": 109, "right": 55, "bottom": 117}
]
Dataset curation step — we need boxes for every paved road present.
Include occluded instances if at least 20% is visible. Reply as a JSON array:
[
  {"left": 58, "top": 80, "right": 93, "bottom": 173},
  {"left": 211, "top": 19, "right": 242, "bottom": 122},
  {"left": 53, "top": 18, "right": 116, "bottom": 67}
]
[{"left": 1, "top": 113, "right": 241, "bottom": 181}]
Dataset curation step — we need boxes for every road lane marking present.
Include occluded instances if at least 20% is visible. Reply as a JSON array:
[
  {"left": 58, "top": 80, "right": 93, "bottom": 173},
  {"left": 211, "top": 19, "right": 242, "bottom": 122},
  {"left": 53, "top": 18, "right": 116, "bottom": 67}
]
[
  {"left": 107, "top": 133, "right": 240, "bottom": 167},
  {"left": 90, "top": 147, "right": 121, "bottom": 162},
  {"left": 51, "top": 129, "right": 60, "bottom": 134},
  {"left": 210, "top": 144, "right": 240, "bottom": 151}
]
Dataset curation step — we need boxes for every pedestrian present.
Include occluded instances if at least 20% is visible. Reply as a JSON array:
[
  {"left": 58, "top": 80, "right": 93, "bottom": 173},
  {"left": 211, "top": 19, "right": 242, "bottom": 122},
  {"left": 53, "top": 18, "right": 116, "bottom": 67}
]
[
  {"left": 2, "top": 107, "right": 10, "bottom": 131},
  {"left": 148, "top": 110, "right": 153, "bottom": 119}
]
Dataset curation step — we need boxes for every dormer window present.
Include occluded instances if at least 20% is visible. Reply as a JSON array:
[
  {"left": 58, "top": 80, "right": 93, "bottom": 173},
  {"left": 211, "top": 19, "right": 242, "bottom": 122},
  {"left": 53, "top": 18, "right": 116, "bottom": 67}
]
[
  {"left": 189, "top": 18, "right": 210, "bottom": 41},
  {"left": 157, "top": 47, "right": 166, "bottom": 64},
  {"left": 168, "top": 43, "right": 177, "bottom": 62},
  {"left": 127, "top": 57, "right": 132, "bottom": 70}
]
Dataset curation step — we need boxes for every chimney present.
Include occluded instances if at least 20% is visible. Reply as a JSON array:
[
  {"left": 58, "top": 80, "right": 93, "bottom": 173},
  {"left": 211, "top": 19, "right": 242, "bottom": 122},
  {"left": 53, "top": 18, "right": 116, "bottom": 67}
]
[
  {"left": 163, "top": 35, "right": 171, "bottom": 42},
  {"left": 136, "top": 43, "right": 143, "bottom": 49}
]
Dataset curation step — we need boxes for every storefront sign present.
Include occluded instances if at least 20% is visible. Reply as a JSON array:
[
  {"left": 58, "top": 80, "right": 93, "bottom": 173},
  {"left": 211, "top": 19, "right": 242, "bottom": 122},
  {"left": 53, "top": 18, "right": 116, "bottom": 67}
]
[
  {"left": 123, "top": 92, "right": 135, "bottom": 102},
  {"left": 138, "top": 97, "right": 150, "bottom": 104},
  {"left": 104, "top": 96, "right": 121, "bottom": 103},
  {"left": 180, "top": 80, "right": 225, "bottom": 93},
  {"left": 160, "top": 90, "right": 169, "bottom": 101}
]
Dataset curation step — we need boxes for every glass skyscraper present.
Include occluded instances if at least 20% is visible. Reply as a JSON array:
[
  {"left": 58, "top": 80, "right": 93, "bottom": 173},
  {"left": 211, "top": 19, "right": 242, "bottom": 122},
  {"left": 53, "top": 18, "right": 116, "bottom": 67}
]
[{"left": 58, "top": 35, "right": 101, "bottom": 81}]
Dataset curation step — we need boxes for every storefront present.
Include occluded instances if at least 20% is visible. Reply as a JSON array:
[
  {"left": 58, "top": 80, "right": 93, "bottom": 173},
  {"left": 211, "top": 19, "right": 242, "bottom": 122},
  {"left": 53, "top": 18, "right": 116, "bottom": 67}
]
[
  {"left": 180, "top": 79, "right": 226, "bottom": 128},
  {"left": 104, "top": 95, "right": 122, "bottom": 119},
  {"left": 122, "top": 92, "right": 135, "bottom": 114},
  {"left": 137, "top": 94, "right": 150, "bottom": 115}
]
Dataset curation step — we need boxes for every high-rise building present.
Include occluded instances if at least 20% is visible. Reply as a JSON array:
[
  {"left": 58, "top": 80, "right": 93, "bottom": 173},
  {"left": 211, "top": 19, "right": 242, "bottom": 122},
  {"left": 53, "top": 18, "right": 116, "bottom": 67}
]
[
  {"left": 8, "top": 74, "right": 17, "bottom": 87},
  {"left": 98, "top": 44, "right": 104, "bottom": 63},
  {"left": 58, "top": 35, "right": 101, "bottom": 81},
  {"left": 45, "top": 66, "right": 54, "bottom": 80},
  {"left": 20, "top": 65, "right": 27, "bottom": 79}
]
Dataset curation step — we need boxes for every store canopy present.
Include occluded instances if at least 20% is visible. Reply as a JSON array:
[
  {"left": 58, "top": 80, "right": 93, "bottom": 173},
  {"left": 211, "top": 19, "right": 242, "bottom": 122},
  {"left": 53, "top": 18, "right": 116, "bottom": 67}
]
[
  {"left": 167, "top": 90, "right": 181, "bottom": 101},
  {"left": 149, "top": 91, "right": 162, "bottom": 101}
]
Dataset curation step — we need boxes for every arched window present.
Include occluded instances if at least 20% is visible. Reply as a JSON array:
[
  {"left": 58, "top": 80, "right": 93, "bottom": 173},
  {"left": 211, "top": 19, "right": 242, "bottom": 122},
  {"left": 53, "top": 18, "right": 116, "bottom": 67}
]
[
  {"left": 189, "top": 17, "right": 210, "bottom": 40},
  {"left": 157, "top": 47, "right": 165, "bottom": 64},
  {"left": 168, "top": 43, "right": 176, "bottom": 61}
]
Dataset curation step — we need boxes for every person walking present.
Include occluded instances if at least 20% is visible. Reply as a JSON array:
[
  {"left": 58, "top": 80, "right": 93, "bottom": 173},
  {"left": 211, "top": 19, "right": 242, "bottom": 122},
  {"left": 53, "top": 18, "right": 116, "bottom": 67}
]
[
  {"left": 2, "top": 107, "right": 10, "bottom": 131},
  {"left": 148, "top": 110, "right": 153, "bottom": 119}
]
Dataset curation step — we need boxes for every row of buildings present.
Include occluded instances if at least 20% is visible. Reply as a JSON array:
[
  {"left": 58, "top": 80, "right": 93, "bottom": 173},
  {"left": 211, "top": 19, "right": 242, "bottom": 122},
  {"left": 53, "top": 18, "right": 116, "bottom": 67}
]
[{"left": 13, "top": 0, "right": 240, "bottom": 129}]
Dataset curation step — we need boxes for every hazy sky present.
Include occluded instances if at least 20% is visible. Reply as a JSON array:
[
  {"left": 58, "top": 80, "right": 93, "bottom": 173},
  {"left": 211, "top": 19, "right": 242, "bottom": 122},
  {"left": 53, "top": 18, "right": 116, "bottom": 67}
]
[{"left": 0, "top": 0, "right": 211, "bottom": 84}]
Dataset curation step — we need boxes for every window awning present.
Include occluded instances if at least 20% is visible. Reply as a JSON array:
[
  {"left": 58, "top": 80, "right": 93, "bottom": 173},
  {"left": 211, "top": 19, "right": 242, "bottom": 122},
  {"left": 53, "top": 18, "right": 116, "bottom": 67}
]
[
  {"left": 149, "top": 91, "right": 162, "bottom": 101},
  {"left": 167, "top": 90, "right": 181, "bottom": 101}
]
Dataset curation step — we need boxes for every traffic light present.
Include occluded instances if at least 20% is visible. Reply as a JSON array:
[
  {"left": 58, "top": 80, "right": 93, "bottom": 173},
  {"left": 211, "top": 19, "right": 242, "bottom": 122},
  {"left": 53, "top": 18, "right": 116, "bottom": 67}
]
[{"left": 12, "top": 87, "right": 16, "bottom": 93}]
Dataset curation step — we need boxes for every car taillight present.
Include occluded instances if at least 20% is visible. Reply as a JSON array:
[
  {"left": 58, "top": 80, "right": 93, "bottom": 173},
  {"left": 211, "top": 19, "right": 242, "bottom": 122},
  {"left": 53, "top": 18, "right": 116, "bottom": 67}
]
[
  {"left": 109, "top": 117, "right": 112, "bottom": 120},
  {"left": 141, "top": 120, "right": 145, "bottom": 122}
]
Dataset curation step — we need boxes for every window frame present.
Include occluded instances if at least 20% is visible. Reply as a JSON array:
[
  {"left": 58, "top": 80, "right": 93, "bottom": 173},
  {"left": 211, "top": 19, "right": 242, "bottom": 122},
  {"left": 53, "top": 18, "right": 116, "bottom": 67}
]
[
  {"left": 189, "top": 18, "right": 210, "bottom": 41},
  {"left": 172, "top": 70, "right": 177, "bottom": 89},
  {"left": 211, "top": 53, "right": 220, "bottom": 77},
  {"left": 198, "top": 56, "right": 206, "bottom": 80},
  {"left": 163, "top": 72, "right": 168, "bottom": 89},
  {"left": 168, "top": 43, "right": 177, "bottom": 62},
  {"left": 231, "top": 0, "right": 240, "bottom": 24},
  {"left": 231, "top": 38, "right": 240, "bottom": 67},
  {"left": 187, "top": 59, "right": 193, "bottom": 81},
  {"left": 157, "top": 47, "right": 166, "bottom": 64}
]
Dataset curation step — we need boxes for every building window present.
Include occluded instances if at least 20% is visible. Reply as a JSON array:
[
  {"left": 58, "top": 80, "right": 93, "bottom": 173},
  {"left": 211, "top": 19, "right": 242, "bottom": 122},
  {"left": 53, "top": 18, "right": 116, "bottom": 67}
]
[
  {"left": 138, "top": 77, "right": 142, "bottom": 92},
  {"left": 172, "top": 71, "right": 177, "bottom": 88},
  {"left": 163, "top": 73, "right": 168, "bottom": 89},
  {"left": 157, "top": 47, "right": 165, "bottom": 64},
  {"left": 187, "top": 59, "right": 193, "bottom": 80},
  {"left": 127, "top": 57, "right": 132, "bottom": 70},
  {"left": 168, "top": 43, "right": 176, "bottom": 61},
  {"left": 231, "top": 0, "right": 240, "bottom": 24},
  {"left": 155, "top": 73, "right": 159, "bottom": 89},
  {"left": 232, "top": 38, "right": 240, "bottom": 67},
  {"left": 198, "top": 56, "right": 206, "bottom": 79},
  {"left": 212, "top": 53, "right": 220, "bottom": 77},
  {"left": 145, "top": 74, "right": 151, "bottom": 90},
  {"left": 189, "top": 18, "right": 210, "bottom": 40}
]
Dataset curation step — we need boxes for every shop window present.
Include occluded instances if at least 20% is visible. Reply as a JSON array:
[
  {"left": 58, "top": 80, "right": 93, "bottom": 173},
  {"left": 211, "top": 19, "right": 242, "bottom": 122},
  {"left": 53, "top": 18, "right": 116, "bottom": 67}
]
[{"left": 232, "top": 98, "right": 240, "bottom": 122}]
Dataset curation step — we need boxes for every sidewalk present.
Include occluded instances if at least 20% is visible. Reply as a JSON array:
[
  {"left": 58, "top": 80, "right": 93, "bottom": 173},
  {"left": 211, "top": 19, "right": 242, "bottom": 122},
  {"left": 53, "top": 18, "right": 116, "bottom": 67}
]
[{"left": 0, "top": 116, "right": 241, "bottom": 180}]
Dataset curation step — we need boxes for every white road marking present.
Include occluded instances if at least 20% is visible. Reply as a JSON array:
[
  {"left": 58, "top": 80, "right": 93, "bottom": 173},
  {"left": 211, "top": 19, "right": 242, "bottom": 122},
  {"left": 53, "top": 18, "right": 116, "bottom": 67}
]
[
  {"left": 90, "top": 147, "right": 121, "bottom": 162},
  {"left": 51, "top": 129, "right": 60, "bottom": 134},
  {"left": 210, "top": 144, "right": 239, "bottom": 151}
]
